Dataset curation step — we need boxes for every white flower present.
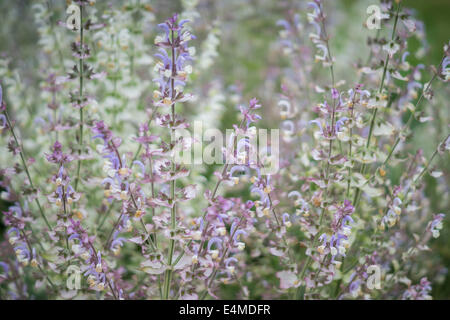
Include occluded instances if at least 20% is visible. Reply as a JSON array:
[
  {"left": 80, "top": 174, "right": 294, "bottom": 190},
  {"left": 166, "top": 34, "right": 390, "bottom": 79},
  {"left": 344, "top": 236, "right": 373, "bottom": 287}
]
[
  {"left": 317, "top": 245, "right": 326, "bottom": 254},
  {"left": 72, "top": 244, "right": 82, "bottom": 255},
  {"left": 342, "top": 227, "right": 351, "bottom": 237},
  {"left": 330, "top": 247, "right": 338, "bottom": 256},
  {"left": 154, "top": 35, "right": 164, "bottom": 44},
  {"left": 341, "top": 240, "right": 350, "bottom": 248},
  {"left": 237, "top": 242, "right": 246, "bottom": 251},
  {"left": 209, "top": 249, "right": 219, "bottom": 259},
  {"left": 217, "top": 227, "right": 226, "bottom": 236},
  {"left": 184, "top": 65, "right": 193, "bottom": 74},
  {"left": 192, "top": 230, "right": 202, "bottom": 240},
  {"left": 81, "top": 251, "right": 90, "bottom": 261},
  {"left": 227, "top": 266, "right": 235, "bottom": 274}
]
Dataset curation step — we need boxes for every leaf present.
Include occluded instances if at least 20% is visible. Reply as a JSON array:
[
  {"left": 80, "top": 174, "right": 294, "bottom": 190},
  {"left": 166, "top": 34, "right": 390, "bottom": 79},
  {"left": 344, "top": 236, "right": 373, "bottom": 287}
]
[
  {"left": 362, "top": 185, "right": 383, "bottom": 197},
  {"left": 430, "top": 171, "right": 443, "bottom": 178},
  {"left": 373, "top": 121, "right": 394, "bottom": 136},
  {"left": 276, "top": 271, "right": 299, "bottom": 289},
  {"left": 140, "top": 260, "right": 167, "bottom": 275},
  {"left": 391, "top": 71, "right": 409, "bottom": 81},
  {"left": 60, "top": 290, "right": 78, "bottom": 299},
  {"left": 406, "top": 205, "right": 420, "bottom": 213},
  {"left": 418, "top": 116, "right": 433, "bottom": 123},
  {"left": 350, "top": 173, "right": 367, "bottom": 188},
  {"left": 129, "top": 234, "right": 148, "bottom": 245},
  {"left": 329, "top": 154, "right": 346, "bottom": 165},
  {"left": 269, "top": 247, "right": 284, "bottom": 257},
  {"left": 418, "top": 244, "right": 430, "bottom": 251},
  {"left": 173, "top": 253, "right": 192, "bottom": 270},
  {"left": 398, "top": 277, "right": 411, "bottom": 287}
]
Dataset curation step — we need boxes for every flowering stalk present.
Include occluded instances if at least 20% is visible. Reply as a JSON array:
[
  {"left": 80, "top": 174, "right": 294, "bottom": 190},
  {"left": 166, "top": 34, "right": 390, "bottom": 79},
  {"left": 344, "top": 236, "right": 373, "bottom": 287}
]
[
  {"left": 92, "top": 120, "right": 156, "bottom": 255},
  {"left": 199, "top": 216, "right": 245, "bottom": 300},
  {"left": 194, "top": 100, "right": 268, "bottom": 299},
  {"left": 135, "top": 122, "right": 160, "bottom": 246},
  {"left": 352, "top": 2, "right": 401, "bottom": 207},
  {"left": 295, "top": 0, "right": 339, "bottom": 298},
  {"left": 163, "top": 26, "right": 178, "bottom": 301},
  {"left": 2, "top": 200, "right": 55, "bottom": 291},
  {"left": 60, "top": 1, "right": 105, "bottom": 191},
  {"left": 345, "top": 86, "right": 362, "bottom": 197},
  {"left": 151, "top": 14, "right": 195, "bottom": 299},
  {"left": 353, "top": 54, "right": 447, "bottom": 197},
  {"left": 75, "top": 3, "right": 84, "bottom": 191}
]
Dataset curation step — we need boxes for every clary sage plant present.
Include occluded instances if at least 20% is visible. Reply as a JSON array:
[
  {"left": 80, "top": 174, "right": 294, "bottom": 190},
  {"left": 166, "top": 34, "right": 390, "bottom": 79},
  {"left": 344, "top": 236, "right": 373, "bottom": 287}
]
[{"left": 0, "top": 0, "right": 448, "bottom": 300}]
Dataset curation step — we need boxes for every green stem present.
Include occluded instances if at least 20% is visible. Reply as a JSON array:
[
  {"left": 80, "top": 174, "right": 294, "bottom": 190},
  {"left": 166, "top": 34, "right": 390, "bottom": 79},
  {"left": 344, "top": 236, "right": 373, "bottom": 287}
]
[
  {"left": 148, "top": 155, "right": 158, "bottom": 247},
  {"left": 412, "top": 135, "right": 448, "bottom": 185},
  {"left": 346, "top": 91, "right": 359, "bottom": 197},
  {"left": 3, "top": 110, "right": 52, "bottom": 230},
  {"left": 75, "top": 4, "right": 84, "bottom": 191},
  {"left": 352, "top": 3, "right": 401, "bottom": 208},
  {"left": 267, "top": 186, "right": 296, "bottom": 266},
  {"left": 105, "top": 212, "right": 123, "bottom": 250},
  {"left": 295, "top": 3, "right": 336, "bottom": 299},
  {"left": 20, "top": 229, "right": 56, "bottom": 290},
  {"left": 163, "top": 28, "right": 178, "bottom": 300}
]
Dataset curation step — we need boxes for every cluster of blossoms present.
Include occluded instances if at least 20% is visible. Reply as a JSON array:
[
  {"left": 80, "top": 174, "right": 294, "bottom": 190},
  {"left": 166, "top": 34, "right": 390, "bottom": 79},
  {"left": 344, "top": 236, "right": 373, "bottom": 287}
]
[
  {"left": 0, "top": 0, "right": 449, "bottom": 301},
  {"left": 46, "top": 142, "right": 79, "bottom": 207},
  {"left": 7, "top": 224, "right": 38, "bottom": 268},
  {"left": 317, "top": 200, "right": 354, "bottom": 266},
  {"left": 307, "top": 1, "right": 332, "bottom": 67},
  {"left": 342, "top": 252, "right": 380, "bottom": 299},
  {"left": 92, "top": 119, "right": 149, "bottom": 259},
  {"left": 180, "top": 99, "right": 270, "bottom": 298},
  {"left": 93, "top": 121, "right": 130, "bottom": 200},
  {"left": 153, "top": 14, "right": 194, "bottom": 107},
  {"left": 428, "top": 214, "right": 444, "bottom": 239}
]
